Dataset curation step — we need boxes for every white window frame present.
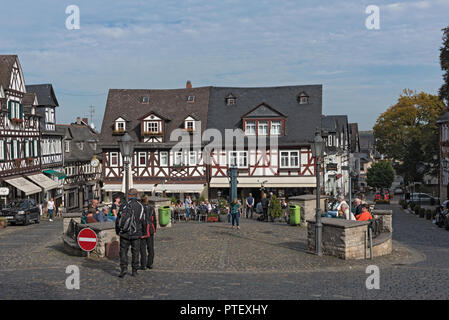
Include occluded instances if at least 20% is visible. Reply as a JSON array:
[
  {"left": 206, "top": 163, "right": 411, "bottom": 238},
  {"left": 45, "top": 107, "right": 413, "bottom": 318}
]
[
  {"left": 229, "top": 151, "right": 248, "bottom": 168},
  {"left": 174, "top": 151, "right": 184, "bottom": 166},
  {"left": 189, "top": 151, "right": 197, "bottom": 166},
  {"left": 160, "top": 151, "right": 168, "bottom": 166},
  {"left": 138, "top": 152, "right": 147, "bottom": 166},
  {"left": 185, "top": 120, "right": 195, "bottom": 131},
  {"left": 279, "top": 150, "right": 300, "bottom": 168},
  {"left": 271, "top": 121, "right": 282, "bottom": 135},
  {"left": 115, "top": 121, "right": 125, "bottom": 131},
  {"left": 258, "top": 121, "right": 268, "bottom": 135},
  {"left": 245, "top": 121, "right": 256, "bottom": 135},
  {"left": 145, "top": 121, "right": 160, "bottom": 133},
  {"left": 0, "top": 140, "right": 4, "bottom": 161},
  {"left": 110, "top": 152, "right": 119, "bottom": 166}
]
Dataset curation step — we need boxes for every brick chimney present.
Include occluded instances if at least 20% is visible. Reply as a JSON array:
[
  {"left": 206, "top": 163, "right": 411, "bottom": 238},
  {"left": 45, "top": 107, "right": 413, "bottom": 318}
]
[
  {"left": 82, "top": 117, "right": 88, "bottom": 125},
  {"left": 76, "top": 117, "right": 81, "bottom": 125},
  {"left": 186, "top": 80, "right": 192, "bottom": 89}
]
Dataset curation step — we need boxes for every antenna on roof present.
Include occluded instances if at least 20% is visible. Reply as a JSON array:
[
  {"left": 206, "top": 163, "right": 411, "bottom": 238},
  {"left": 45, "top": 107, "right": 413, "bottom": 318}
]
[{"left": 89, "top": 105, "right": 95, "bottom": 127}]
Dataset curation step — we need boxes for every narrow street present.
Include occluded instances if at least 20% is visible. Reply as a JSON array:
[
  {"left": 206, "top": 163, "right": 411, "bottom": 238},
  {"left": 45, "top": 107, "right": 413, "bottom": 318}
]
[{"left": 0, "top": 203, "right": 448, "bottom": 300}]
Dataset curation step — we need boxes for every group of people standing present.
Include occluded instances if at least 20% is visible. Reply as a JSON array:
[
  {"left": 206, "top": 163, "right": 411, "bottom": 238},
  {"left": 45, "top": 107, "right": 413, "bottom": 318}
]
[{"left": 112, "top": 188, "right": 157, "bottom": 278}]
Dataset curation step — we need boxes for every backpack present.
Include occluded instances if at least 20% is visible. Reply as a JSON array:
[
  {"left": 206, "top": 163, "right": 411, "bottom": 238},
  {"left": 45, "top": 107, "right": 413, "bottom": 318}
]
[{"left": 118, "top": 201, "right": 143, "bottom": 235}]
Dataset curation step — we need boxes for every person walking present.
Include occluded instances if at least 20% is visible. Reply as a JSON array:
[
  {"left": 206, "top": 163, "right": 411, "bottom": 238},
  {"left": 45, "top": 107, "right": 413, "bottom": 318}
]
[
  {"left": 115, "top": 188, "right": 146, "bottom": 278},
  {"left": 140, "top": 195, "right": 157, "bottom": 270},
  {"left": 261, "top": 193, "right": 269, "bottom": 222},
  {"left": 230, "top": 198, "right": 241, "bottom": 229},
  {"left": 46, "top": 198, "right": 55, "bottom": 222},
  {"left": 245, "top": 193, "right": 255, "bottom": 219},
  {"left": 184, "top": 195, "right": 192, "bottom": 222}
]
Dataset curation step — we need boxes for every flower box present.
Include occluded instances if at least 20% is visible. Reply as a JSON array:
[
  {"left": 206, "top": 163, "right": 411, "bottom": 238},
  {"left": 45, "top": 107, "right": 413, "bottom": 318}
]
[
  {"left": 207, "top": 215, "right": 219, "bottom": 222},
  {"left": 14, "top": 159, "right": 22, "bottom": 168},
  {"left": 11, "top": 118, "right": 24, "bottom": 125},
  {"left": 143, "top": 131, "right": 163, "bottom": 136},
  {"left": 112, "top": 129, "right": 125, "bottom": 135},
  {"left": 26, "top": 157, "right": 34, "bottom": 165}
]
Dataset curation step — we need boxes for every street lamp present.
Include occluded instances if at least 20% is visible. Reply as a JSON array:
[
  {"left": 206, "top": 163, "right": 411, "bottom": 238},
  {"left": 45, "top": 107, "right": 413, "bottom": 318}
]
[
  {"left": 118, "top": 132, "right": 135, "bottom": 200},
  {"left": 311, "top": 128, "right": 325, "bottom": 256}
]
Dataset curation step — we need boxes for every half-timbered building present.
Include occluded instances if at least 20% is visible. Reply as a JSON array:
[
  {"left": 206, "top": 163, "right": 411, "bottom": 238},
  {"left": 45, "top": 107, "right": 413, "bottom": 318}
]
[
  {"left": 0, "top": 55, "right": 55, "bottom": 203},
  {"left": 99, "top": 83, "right": 323, "bottom": 203},
  {"left": 57, "top": 118, "right": 101, "bottom": 212},
  {"left": 26, "top": 84, "right": 65, "bottom": 207}
]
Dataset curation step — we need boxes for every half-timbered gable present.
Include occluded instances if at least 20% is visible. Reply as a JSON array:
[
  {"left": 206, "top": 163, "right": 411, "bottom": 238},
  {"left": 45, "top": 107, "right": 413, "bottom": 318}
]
[
  {"left": 207, "top": 85, "right": 322, "bottom": 199},
  {"left": 100, "top": 85, "right": 211, "bottom": 199}
]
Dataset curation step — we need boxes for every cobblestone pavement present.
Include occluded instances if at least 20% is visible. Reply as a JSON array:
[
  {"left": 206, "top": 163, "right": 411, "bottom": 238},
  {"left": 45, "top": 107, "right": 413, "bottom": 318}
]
[{"left": 0, "top": 205, "right": 448, "bottom": 299}]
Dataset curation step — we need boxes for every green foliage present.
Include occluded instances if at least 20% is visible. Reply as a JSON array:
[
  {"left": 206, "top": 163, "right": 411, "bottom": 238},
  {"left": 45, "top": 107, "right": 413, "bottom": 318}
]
[
  {"left": 170, "top": 196, "right": 177, "bottom": 204},
  {"left": 400, "top": 199, "right": 407, "bottom": 209},
  {"left": 373, "top": 90, "right": 446, "bottom": 183},
  {"left": 439, "top": 27, "right": 449, "bottom": 106},
  {"left": 366, "top": 161, "right": 395, "bottom": 189},
  {"left": 199, "top": 195, "right": 206, "bottom": 202},
  {"left": 268, "top": 195, "right": 283, "bottom": 218}
]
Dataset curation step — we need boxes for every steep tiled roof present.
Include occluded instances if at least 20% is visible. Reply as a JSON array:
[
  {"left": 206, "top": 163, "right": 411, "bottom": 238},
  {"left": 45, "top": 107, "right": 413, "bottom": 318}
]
[
  {"left": 0, "top": 55, "right": 18, "bottom": 90},
  {"left": 26, "top": 84, "right": 59, "bottom": 107},
  {"left": 57, "top": 124, "right": 100, "bottom": 162}
]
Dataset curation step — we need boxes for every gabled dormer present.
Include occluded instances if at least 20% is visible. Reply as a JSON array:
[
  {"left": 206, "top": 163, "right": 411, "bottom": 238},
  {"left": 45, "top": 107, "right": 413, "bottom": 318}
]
[
  {"left": 241, "top": 102, "right": 287, "bottom": 136},
  {"left": 184, "top": 115, "right": 199, "bottom": 133},
  {"left": 113, "top": 116, "right": 129, "bottom": 135},
  {"left": 225, "top": 93, "right": 237, "bottom": 106},
  {"left": 297, "top": 91, "right": 309, "bottom": 104},
  {"left": 139, "top": 111, "right": 169, "bottom": 143}
]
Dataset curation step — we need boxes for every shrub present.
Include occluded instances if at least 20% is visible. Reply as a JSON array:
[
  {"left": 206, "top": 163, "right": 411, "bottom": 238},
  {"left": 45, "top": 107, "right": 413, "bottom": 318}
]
[
  {"left": 269, "top": 195, "right": 283, "bottom": 219},
  {"left": 409, "top": 202, "right": 416, "bottom": 210},
  {"left": 414, "top": 205, "right": 420, "bottom": 215}
]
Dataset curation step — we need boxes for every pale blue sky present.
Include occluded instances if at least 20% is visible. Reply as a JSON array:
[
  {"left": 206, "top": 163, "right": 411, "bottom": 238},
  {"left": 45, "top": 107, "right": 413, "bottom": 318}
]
[{"left": 1, "top": 0, "right": 448, "bottom": 130}]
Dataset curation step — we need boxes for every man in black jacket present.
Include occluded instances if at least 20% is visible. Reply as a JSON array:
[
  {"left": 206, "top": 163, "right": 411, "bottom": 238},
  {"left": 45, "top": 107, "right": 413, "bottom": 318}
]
[
  {"left": 139, "top": 195, "right": 157, "bottom": 270},
  {"left": 115, "top": 188, "right": 146, "bottom": 278}
]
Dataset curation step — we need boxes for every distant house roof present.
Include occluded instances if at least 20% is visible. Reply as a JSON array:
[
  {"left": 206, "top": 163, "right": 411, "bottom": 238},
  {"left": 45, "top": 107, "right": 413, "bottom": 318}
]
[
  {"left": 436, "top": 111, "right": 449, "bottom": 124},
  {"left": 22, "top": 92, "right": 37, "bottom": 106},
  {"left": 349, "top": 123, "right": 360, "bottom": 153},
  {"left": 57, "top": 123, "right": 100, "bottom": 162},
  {"left": 359, "top": 130, "right": 375, "bottom": 152},
  {"left": 0, "top": 55, "right": 19, "bottom": 90},
  {"left": 25, "top": 84, "right": 59, "bottom": 107}
]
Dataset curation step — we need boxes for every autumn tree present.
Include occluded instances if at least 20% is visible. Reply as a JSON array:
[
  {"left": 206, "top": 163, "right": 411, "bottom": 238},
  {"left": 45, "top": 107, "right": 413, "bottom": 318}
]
[
  {"left": 440, "top": 26, "right": 449, "bottom": 106},
  {"left": 373, "top": 90, "right": 446, "bottom": 182}
]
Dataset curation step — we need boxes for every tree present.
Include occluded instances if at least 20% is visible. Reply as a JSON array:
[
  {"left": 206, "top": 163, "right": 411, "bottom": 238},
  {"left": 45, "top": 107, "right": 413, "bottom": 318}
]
[
  {"left": 268, "top": 195, "right": 283, "bottom": 219},
  {"left": 373, "top": 90, "right": 446, "bottom": 179},
  {"left": 366, "top": 161, "right": 395, "bottom": 189},
  {"left": 439, "top": 26, "right": 449, "bottom": 106}
]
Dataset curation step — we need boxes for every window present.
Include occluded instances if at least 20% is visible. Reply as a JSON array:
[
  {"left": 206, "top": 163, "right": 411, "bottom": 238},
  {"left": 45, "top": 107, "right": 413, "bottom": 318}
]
[
  {"left": 185, "top": 120, "right": 195, "bottom": 131},
  {"left": 189, "top": 151, "right": 197, "bottom": 166},
  {"left": 280, "top": 150, "right": 300, "bottom": 168},
  {"left": 187, "top": 96, "right": 195, "bottom": 103},
  {"left": 115, "top": 121, "right": 125, "bottom": 132},
  {"left": 65, "top": 141, "right": 70, "bottom": 152},
  {"left": 258, "top": 122, "right": 268, "bottom": 135},
  {"left": 77, "top": 142, "right": 84, "bottom": 150},
  {"left": 271, "top": 121, "right": 282, "bottom": 135},
  {"left": 45, "top": 108, "right": 55, "bottom": 124},
  {"left": 24, "top": 140, "right": 29, "bottom": 157},
  {"left": 160, "top": 151, "right": 168, "bottom": 166},
  {"left": 110, "top": 152, "right": 119, "bottom": 166},
  {"left": 229, "top": 151, "right": 248, "bottom": 168},
  {"left": 245, "top": 122, "right": 256, "bottom": 135},
  {"left": 298, "top": 92, "right": 309, "bottom": 104},
  {"left": 141, "top": 96, "right": 149, "bottom": 104},
  {"left": 174, "top": 151, "right": 184, "bottom": 166},
  {"left": 139, "top": 152, "right": 147, "bottom": 166},
  {"left": 226, "top": 98, "right": 236, "bottom": 105},
  {"left": 145, "top": 121, "right": 160, "bottom": 133},
  {"left": 8, "top": 100, "right": 22, "bottom": 120}
]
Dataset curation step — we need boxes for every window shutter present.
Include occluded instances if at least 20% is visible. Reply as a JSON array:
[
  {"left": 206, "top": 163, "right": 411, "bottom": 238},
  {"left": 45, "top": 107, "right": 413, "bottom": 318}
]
[
  {"left": 19, "top": 103, "right": 23, "bottom": 120},
  {"left": 7, "top": 101, "right": 11, "bottom": 120},
  {"left": 17, "top": 140, "right": 21, "bottom": 159},
  {"left": 3, "top": 141, "right": 7, "bottom": 161}
]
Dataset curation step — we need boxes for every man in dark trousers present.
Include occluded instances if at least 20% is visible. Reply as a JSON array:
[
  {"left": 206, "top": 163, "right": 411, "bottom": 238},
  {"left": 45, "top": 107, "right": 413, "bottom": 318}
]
[
  {"left": 140, "top": 194, "right": 157, "bottom": 270},
  {"left": 115, "top": 188, "right": 146, "bottom": 278},
  {"left": 261, "top": 192, "right": 269, "bottom": 222}
]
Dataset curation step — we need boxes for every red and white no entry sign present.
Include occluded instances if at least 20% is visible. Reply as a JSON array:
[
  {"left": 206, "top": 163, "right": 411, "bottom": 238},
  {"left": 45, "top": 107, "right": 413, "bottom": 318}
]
[{"left": 77, "top": 228, "right": 98, "bottom": 252}]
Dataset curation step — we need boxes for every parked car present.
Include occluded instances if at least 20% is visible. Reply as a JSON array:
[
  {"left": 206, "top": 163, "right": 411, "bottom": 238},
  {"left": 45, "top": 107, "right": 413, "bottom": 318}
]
[
  {"left": 394, "top": 187, "right": 403, "bottom": 194},
  {"left": 0, "top": 199, "right": 40, "bottom": 225},
  {"left": 405, "top": 193, "right": 438, "bottom": 205}
]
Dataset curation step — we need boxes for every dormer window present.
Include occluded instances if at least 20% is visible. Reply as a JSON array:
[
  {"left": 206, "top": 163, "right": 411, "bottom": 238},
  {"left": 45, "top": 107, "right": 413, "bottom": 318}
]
[
  {"left": 298, "top": 92, "right": 309, "bottom": 104},
  {"left": 271, "top": 121, "right": 282, "bottom": 135},
  {"left": 225, "top": 94, "right": 237, "bottom": 106},
  {"left": 245, "top": 121, "right": 256, "bottom": 135},
  {"left": 140, "top": 112, "right": 166, "bottom": 143},
  {"left": 113, "top": 117, "right": 127, "bottom": 135},
  {"left": 141, "top": 96, "right": 149, "bottom": 104},
  {"left": 184, "top": 116, "right": 197, "bottom": 132},
  {"left": 145, "top": 121, "right": 160, "bottom": 133},
  {"left": 187, "top": 95, "right": 195, "bottom": 103},
  {"left": 77, "top": 142, "right": 84, "bottom": 150}
]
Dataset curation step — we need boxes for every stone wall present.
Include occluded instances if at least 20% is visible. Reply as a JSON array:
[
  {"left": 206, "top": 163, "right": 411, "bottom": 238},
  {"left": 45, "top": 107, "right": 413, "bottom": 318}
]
[
  {"left": 289, "top": 195, "right": 328, "bottom": 226},
  {"left": 307, "top": 209, "right": 393, "bottom": 260}
]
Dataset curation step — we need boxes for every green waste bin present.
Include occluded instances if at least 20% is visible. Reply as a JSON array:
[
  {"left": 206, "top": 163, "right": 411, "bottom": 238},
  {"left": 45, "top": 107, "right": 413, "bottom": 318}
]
[
  {"left": 289, "top": 204, "right": 301, "bottom": 226},
  {"left": 158, "top": 206, "right": 171, "bottom": 227}
]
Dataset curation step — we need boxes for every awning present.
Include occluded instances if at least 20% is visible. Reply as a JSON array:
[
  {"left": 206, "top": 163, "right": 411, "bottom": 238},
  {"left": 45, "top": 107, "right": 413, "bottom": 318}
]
[
  {"left": 4, "top": 177, "right": 42, "bottom": 196},
  {"left": 154, "top": 184, "right": 204, "bottom": 193},
  {"left": 102, "top": 184, "right": 155, "bottom": 192},
  {"left": 43, "top": 170, "right": 66, "bottom": 180},
  {"left": 26, "top": 173, "right": 59, "bottom": 191}
]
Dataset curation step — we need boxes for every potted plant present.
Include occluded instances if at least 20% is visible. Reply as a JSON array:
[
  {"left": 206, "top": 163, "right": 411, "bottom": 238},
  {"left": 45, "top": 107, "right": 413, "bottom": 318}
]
[
  {"left": 268, "top": 195, "right": 283, "bottom": 222},
  {"left": 0, "top": 217, "right": 7, "bottom": 229},
  {"left": 426, "top": 209, "right": 432, "bottom": 220},
  {"left": 217, "top": 198, "right": 229, "bottom": 222}
]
